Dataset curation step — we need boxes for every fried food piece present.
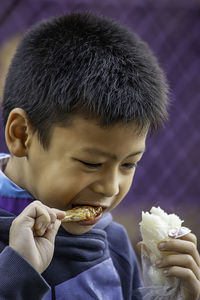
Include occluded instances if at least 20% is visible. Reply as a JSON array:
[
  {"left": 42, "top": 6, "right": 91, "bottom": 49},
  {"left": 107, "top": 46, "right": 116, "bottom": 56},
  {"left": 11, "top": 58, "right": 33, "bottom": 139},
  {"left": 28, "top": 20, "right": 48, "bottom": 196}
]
[{"left": 61, "top": 206, "right": 102, "bottom": 222}]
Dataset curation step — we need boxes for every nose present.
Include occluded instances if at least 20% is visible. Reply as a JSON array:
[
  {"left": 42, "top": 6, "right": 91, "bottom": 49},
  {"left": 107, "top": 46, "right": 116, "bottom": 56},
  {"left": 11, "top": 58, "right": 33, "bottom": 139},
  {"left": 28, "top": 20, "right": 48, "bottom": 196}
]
[{"left": 91, "top": 171, "right": 120, "bottom": 197}]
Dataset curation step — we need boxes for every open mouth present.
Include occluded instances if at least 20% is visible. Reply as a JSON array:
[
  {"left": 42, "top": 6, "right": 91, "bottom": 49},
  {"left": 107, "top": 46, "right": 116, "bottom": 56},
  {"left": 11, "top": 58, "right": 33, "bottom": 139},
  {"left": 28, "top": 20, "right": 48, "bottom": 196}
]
[{"left": 61, "top": 205, "right": 103, "bottom": 224}]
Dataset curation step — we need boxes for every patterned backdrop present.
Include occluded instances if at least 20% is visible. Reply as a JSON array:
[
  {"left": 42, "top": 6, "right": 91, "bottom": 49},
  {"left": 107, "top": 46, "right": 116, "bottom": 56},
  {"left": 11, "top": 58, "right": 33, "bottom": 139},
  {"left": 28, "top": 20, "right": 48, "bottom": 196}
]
[{"left": 0, "top": 0, "right": 199, "bottom": 246}]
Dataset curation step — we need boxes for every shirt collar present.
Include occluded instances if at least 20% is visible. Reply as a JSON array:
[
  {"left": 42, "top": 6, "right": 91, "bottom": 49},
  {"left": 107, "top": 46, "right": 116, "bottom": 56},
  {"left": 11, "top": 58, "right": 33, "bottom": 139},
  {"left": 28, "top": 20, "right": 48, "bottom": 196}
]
[{"left": 0, "top": 153, "right": 34, "bottom": 199}]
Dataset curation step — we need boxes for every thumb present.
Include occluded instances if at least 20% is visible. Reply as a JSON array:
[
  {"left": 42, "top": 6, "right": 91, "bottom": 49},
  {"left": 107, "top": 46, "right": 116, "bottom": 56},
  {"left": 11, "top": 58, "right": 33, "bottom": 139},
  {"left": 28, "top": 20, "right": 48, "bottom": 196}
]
[
  {"left": 44, "top": 219, "right": 61, "bottom": 244},
  {"left": 136, "top": 241, "right": 144, "bottom": 256},
  {"left": 136, "top": 241, "right": 150, "bottom": 256}
]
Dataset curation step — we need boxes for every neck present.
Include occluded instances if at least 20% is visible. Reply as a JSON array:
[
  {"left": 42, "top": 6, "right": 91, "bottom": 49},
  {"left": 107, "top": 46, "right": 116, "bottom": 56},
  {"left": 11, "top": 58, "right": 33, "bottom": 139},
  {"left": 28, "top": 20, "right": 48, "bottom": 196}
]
[{"left": 4, "top": 156, "right": 27, "bottom": 190}]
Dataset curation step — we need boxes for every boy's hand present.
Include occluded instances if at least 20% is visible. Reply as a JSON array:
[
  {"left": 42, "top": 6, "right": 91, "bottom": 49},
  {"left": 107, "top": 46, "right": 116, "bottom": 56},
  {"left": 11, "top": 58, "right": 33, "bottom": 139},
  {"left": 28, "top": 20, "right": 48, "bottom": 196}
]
[
  {"left": 9, "top": 201, "right": 66, "bottom": 274},
  {"left": 157, "top": 233, "right": 200, "bottom": 300}
]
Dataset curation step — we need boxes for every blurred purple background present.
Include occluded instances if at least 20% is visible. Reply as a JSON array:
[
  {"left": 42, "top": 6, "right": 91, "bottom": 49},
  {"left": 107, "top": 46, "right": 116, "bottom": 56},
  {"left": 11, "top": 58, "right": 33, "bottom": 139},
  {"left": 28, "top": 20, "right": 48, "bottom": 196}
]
[{"left": 0, "top": 0, "right": 200, "bottom": 245}]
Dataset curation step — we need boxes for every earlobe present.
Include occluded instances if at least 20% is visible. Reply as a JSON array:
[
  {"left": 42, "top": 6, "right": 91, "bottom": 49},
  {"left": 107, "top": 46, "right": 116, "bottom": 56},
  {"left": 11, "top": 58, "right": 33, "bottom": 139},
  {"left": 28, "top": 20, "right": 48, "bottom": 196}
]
[{"left": 5, "top": 108, "right": 33, "bottom": 157}]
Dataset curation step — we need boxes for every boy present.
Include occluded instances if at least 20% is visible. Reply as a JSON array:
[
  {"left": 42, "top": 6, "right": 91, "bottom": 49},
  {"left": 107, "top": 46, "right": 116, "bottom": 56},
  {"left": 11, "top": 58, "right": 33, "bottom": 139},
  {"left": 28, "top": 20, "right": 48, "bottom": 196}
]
[{"left": 0, "top": 12, "right": 199, "bottom": 299}]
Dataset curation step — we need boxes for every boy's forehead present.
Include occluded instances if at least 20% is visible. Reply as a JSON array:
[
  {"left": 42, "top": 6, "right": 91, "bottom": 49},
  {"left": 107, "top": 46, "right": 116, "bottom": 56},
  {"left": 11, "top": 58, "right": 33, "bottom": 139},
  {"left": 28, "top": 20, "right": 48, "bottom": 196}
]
[
  {"left": 48, "top": 115, "right": 148, "bottom": 157},
  {"left": 52, "top": 118, "right": 147, "bottom": 144},
  {"left": 77, "top": 146, "right": 146, "bottom": 160}
]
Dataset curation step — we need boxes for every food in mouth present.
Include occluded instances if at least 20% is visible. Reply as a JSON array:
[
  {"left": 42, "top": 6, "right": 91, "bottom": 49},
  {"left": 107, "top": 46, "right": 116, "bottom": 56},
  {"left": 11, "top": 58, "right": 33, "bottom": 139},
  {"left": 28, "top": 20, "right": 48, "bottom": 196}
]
[{"left": 61, "top": 206, "right": 103, "bottom": 223}]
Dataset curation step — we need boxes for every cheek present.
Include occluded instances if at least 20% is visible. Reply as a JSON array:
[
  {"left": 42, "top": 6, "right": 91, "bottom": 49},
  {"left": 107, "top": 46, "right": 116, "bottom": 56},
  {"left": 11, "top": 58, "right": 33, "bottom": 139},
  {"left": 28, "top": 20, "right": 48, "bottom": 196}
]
[
  {"left": 34, "top": 170, "right": 93, "bottom": 209},
  {"left": 110, "top": 173, "right": 135, "bottom": 210},
  {"left": 121, "top": 170, "right": 136, "bottom": 194}
]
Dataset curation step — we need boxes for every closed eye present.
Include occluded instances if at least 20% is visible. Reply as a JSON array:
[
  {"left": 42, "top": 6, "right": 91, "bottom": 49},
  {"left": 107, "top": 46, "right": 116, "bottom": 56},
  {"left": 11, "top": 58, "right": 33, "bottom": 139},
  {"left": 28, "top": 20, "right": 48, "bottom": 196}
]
[
  {"left": 79, "top": 160, "right": 102, "bottom": 168},
  {"left": 122, "top": 162, "right": 138, "bottom": 169}
]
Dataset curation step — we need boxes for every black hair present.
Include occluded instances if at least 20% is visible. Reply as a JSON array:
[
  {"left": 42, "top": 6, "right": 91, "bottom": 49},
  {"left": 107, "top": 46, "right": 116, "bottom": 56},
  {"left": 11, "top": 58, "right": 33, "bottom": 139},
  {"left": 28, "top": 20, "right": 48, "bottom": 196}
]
[{"left": 2, "top": 12, "right": 169, "bottom": 149}]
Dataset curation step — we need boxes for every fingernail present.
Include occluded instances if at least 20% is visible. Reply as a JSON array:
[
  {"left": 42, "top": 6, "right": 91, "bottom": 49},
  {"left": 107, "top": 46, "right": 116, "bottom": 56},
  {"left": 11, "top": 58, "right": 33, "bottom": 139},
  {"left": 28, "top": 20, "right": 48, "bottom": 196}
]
[
  {"left": 158, "top": 242, "right": 166, "bottom": 250},
  {"left": 163, "top": 269, "right": 168, "bottom": 275}
]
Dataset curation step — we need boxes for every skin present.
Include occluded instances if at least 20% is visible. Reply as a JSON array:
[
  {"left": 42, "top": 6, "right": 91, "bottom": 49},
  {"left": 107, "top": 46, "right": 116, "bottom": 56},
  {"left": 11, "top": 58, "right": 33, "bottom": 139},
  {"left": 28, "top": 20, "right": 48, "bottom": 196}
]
[
  {"left": 5, "top": 109, "right": 146, "bottom": 235},
  {"left": 157, "top": 234, "right": 200, "bottom": 300},
  {"left": 4, "top": 108, "right": 200, "bottom": 299},
  {"left": 9, "top": 201, "right": 66, "bottom": 274},
  {"left": 137, "top": 234, "right": 200, "bottom": 300}
]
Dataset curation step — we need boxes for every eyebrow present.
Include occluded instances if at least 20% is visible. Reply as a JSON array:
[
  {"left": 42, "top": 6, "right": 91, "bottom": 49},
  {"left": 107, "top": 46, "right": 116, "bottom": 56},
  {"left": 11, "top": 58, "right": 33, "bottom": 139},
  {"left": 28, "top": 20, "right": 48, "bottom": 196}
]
[{"left": 80, "top": 147, "right": 145, "bottom": 160}]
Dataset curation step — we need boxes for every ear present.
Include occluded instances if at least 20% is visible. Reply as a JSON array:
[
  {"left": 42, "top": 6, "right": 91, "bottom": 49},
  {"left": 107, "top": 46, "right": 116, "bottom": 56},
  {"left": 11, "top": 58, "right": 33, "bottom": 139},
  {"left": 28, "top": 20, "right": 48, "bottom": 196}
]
[{"left": 5, "top": 108, "right": 34, "bottom": 157}]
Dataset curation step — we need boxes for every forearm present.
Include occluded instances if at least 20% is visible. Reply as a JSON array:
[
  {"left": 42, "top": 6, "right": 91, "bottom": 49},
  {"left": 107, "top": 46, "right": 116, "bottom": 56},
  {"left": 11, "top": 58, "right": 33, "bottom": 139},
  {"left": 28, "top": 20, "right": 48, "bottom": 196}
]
[{"left": 0, "top": 246, "right": 50, "bottom": 300}]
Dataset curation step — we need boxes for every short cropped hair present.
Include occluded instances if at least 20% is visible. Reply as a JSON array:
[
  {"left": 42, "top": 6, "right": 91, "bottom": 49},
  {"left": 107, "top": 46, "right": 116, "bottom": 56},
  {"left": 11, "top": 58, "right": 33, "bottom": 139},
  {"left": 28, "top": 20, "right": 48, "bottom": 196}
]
[{"left": 2, "top": 12, "right": 169, "bottom": 149}]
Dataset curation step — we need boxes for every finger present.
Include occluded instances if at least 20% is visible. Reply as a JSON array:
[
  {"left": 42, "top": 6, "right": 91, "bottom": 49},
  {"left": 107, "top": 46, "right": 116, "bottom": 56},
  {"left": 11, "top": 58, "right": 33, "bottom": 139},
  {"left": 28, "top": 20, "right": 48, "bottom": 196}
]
[
  {"left": 44, "top": 219, "right": 61, "bottom": 244},
  {"left": 35, "top": 207, "right": 66, "bottom": 235},
  {"left": 16, "top": 201, "right": 65, "bottom": 236},
  {"left": 25, "top": 201, "right": 53, "bottom": 235},
  {"left": 158, "top": 239, "right": 200, "bottom": 267},
  {"left": 14, "top": 201, "right": 49, "bottom": 228},
  {"left": 136, "top": 242, "right": 151, "bottom": 256},
  {"left": 33, "top": 210, "right": 52, "bottom": 235},
  {"left": 156, "top": 254, "right": 200, "bottom": 280},
  {"left": 21, "top": 201, "right": 64, "bottom": 219},
  {"left": 179, "top": 232, "right": 197, "bottom": 246},
  {"left": 164, "top": 265, "right": 200, "bottom": 297},
  {"left": 35, "top": 207, "right": 66, "bottom": 233},
  {"left": 136, "top": 241, "right": 143, "bottom": 255},
  {"left": 31, "top": 202, "right": 64, "bottom": 223},
  {"left": 50, "top": 208, "right": 66, "bottom": 220},
  {"left": 40, "top": 207, "right": 66, "bottom": 223}
]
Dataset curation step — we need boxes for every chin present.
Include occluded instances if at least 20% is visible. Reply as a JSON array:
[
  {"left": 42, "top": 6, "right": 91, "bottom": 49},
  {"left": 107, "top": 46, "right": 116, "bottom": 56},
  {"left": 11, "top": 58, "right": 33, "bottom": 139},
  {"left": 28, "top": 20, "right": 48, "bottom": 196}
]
[{"left": 61, "top": 222, "right": 94, "bottom": 235}]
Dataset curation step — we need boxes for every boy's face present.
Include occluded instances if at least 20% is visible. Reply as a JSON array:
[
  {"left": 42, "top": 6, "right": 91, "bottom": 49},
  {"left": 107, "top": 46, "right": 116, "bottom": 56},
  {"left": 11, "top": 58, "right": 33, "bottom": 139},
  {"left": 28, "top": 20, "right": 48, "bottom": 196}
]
[{"left": 23, "top": 116, "right": 148, "bottom": 234}]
